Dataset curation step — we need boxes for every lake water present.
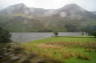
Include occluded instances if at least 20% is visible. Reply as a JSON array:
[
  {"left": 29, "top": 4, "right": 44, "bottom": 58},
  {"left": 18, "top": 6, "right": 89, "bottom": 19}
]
[{"left": 11, "top": 32, "right": 83, "bottom": 42}]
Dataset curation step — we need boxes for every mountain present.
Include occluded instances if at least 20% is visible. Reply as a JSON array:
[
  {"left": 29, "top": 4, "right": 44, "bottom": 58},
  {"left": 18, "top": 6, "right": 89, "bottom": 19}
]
[
  {"left": 93, "top": 11, "right": 96, "bottom": 14},
  {"left": 0, "top": 3, "right": 48, "bottom": 16},
  {"left": 1, "top": 3, "right": 96, "bottom": 18},
  {"left": 50, "top": 4, "right": 96, "bottom": 19},
  {"left": 0, "top": 3, "right": 96, "bottom": 32},
  {"left": 0, "top": 3, "right": 31, "bottom": 15}
]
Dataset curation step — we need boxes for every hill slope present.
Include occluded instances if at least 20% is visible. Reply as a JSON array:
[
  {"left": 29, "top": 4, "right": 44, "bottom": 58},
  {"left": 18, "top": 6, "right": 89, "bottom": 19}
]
[{"left": 0, "top": 3, "right": 96, "bottom": 32}]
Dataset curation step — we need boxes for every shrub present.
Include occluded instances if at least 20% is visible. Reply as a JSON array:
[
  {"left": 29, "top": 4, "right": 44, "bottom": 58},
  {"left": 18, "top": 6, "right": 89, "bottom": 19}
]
[
  {"left": 90, "top": 31, "right": 96, "bottom": 37},
  {"left": 0, "top": 27, "right": 11, "bottom": 42},
  {"left": 77, "top": 53, "right": 90, "bottom": 60},
  {"left": 53, "top": 32, "right": 58, "bottom": 37}
]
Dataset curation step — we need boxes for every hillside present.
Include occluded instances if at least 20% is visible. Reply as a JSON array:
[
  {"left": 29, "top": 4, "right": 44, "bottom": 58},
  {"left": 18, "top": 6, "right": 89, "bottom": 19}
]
[{"left": 0, "top": 3, "right": 96, "bottom": 32}]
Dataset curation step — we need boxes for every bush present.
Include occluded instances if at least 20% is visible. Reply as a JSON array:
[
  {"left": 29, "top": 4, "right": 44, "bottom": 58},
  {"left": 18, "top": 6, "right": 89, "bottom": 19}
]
[
  {"left": 89, "top": 31, "right": 96, "bottom": 37},
  {"left": 53, "top": 32, "right": 58, "bottom": 37},
  {"left": 91, "top": 31, "right": 96, "bottom": 37},
  {"left": 0, "top": 27, "right": 11, "bottom": 42}
]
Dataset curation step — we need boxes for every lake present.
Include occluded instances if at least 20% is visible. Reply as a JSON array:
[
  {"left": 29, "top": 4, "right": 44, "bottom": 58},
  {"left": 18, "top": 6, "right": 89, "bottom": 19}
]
[{"left": 11, "top": 32, "right": 83, "bottom": 42}]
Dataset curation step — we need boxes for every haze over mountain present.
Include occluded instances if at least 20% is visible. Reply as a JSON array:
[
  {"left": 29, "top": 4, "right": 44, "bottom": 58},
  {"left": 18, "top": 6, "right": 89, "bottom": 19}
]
[
  {"left": 93, "top": 12, "right": 96, "bottom": 15},
  {"left": 0, "top": 3, "right": 96, "bottom": 32}
]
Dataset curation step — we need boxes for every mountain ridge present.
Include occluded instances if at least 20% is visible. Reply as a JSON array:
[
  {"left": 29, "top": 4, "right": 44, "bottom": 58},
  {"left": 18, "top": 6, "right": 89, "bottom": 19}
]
[
  {"left": 0, "top": 3, "right": 95, "bottom": 15},
  {"left": 0, "top": 3, "right": 96, "bottom": 32}
]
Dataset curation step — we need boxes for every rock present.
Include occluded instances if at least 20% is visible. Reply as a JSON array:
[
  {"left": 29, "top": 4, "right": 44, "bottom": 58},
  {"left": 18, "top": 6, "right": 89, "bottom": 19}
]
[
  {"left": 0, "top": 56, "right": 3, "bottom": 59},
  {"left": 10, "top": 56, "right": 20, "bottom": 61}
]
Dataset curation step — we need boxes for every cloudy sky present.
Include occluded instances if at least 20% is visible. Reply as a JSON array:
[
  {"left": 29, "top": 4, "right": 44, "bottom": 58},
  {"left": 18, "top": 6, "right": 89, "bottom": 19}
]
[{"left": 0, "top": 0, "right": 96, "bottom": 11}]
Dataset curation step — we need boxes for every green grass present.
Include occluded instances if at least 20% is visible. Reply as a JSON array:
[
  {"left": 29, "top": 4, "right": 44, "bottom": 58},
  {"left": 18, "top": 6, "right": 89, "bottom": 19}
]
[{"left": 22, "top": 36, "right": 96, "bottom": 63}]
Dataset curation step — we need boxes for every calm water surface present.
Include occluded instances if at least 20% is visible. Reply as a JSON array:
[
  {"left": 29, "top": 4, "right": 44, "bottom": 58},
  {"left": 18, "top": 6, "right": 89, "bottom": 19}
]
[{"left": 11, "top": 32, "right": 83, "bottom": 42}]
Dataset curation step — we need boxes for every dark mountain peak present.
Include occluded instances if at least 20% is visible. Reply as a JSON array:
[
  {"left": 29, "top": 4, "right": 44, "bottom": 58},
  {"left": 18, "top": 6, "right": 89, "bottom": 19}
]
[
  {"left": 64, "top": 4, "right": 80, "bottom": 8},
  {"left": 60, "top": 4, "right": 85, "bottom": 11},
  {"left": 54, "top": 4, "right": 96, "bottom": 19},
  {"left": 3, "top": 3, "right": 28, "bottom": 12},
  {"left": 0, "top": 3, "right": 30, "bottom": 15},
  {"left": 10, "top": 3, "right": 26, "bottom": 8}
]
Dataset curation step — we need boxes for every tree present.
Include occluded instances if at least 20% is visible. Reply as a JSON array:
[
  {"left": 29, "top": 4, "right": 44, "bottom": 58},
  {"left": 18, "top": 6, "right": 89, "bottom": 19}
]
[
  {"left": 90, "top": 31, "right": 96, "bottom": 37},
  {"left": 53, "top": 32, "right": 58, "bottom": 37},
  {"left": 0, "top": 27, "right": 11, "bottom": 42},
  {"left": 83, "top": 25, "right": 96, "bottom": 36},
  {"left": 65, "top": 23, "right": 80, "bottom": 32}
]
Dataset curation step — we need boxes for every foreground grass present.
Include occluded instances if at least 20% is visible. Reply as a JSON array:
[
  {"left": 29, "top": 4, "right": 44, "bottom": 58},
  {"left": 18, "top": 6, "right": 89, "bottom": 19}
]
[
  {"left": 22, "top": 36, "right": 96, "bottom": 63},
  {"left": 0, "top": 42, "right": 62, "bottom": 63}
]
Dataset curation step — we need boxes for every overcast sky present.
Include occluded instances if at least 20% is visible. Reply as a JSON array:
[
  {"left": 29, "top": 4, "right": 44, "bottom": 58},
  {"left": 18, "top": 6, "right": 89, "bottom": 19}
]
[{"left": 0, "top": 0, "right": 96, "bottom": 11}]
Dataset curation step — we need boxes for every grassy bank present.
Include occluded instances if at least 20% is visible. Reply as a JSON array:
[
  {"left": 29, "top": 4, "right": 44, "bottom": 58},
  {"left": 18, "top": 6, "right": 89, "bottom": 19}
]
[{"left": 22, "top": 36, "right": 96, "bottom": 63}]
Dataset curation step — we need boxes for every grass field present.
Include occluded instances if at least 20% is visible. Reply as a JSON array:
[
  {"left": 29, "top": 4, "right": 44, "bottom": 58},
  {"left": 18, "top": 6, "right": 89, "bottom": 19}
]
[{"left": 22, "top": 36, "right": 96, "bottom": 63}]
